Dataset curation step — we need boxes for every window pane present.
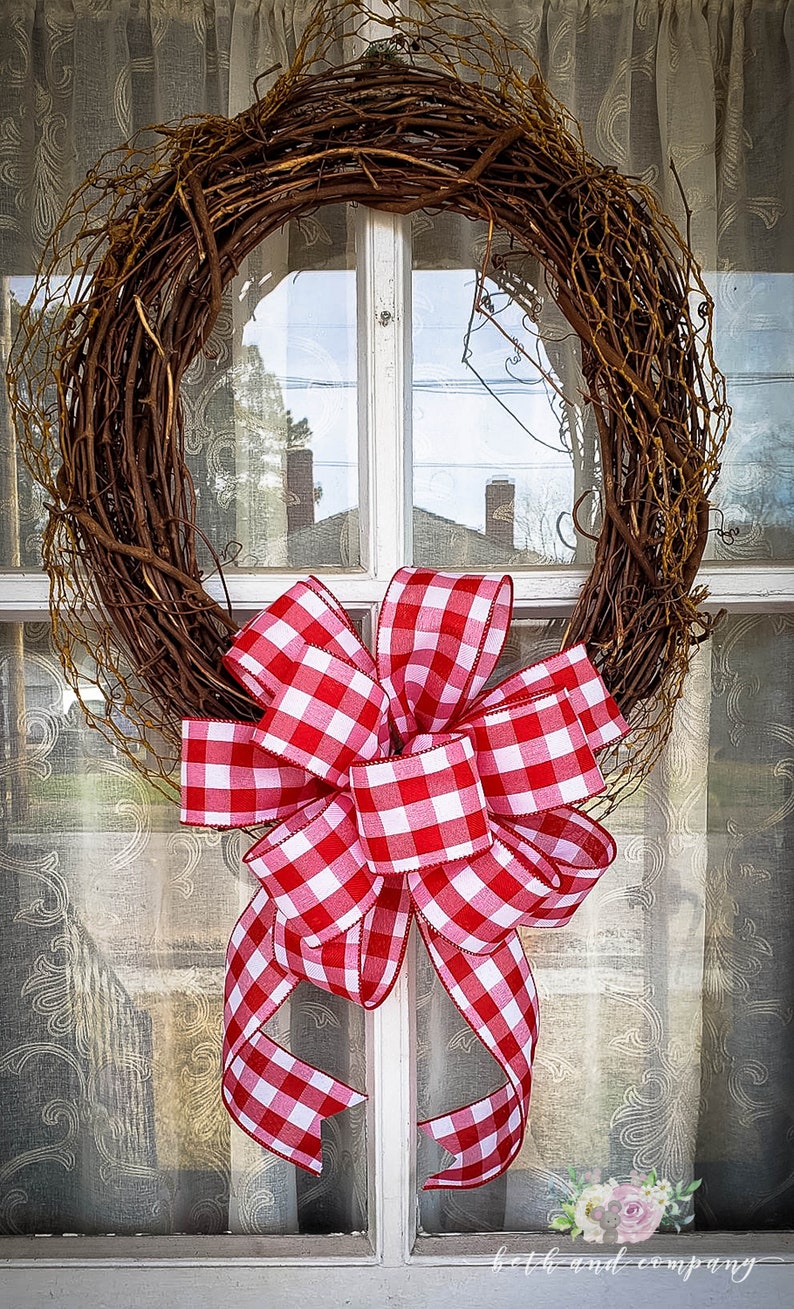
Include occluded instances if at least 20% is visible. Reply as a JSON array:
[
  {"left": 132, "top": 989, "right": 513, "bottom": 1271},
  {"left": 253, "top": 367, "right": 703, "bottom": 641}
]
[
  {"left": 416, "top": 614, "right": 793, "bottom": 1233},
  {"left": 3, "top": 207, "right": 360, "bottom": 574},
  {"left": 185, "top": 206, "right": 360, "bottom": 572},
  {"left": 0, "top": 276, "right": 44, "bottom": 570},
  {"left": 0, "top": 623, "right": 367, "bottom": 1236},
  {"left": 706, "top": 273, "right": 794, "bottom": 561},
  {"left": 411, "top": 217, "right": 591, "bottom": 570},
  {"left": 411, "top": 229, "right": 794, "bottom": 569}
]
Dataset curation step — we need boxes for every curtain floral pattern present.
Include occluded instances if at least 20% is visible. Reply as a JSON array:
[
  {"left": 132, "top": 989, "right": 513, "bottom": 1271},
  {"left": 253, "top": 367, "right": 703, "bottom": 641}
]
[
  {"left": 416, "top": 615, "right": 793, "bottom": 1232},
  {"left": 0, "top": 0, "right": 792, "bottom": 1236}
]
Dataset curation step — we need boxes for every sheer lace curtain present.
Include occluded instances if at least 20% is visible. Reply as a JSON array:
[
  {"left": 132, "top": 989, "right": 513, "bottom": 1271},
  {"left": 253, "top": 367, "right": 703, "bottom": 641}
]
[
  {"left": 5, "top": 0, "right": 790, "bottom": 273},
  {"left": 0, "top": 0, "right": 792, "bottom": 1239}
]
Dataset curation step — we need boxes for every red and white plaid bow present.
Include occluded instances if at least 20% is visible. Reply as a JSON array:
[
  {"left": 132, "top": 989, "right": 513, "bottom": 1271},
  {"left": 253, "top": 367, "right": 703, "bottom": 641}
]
[{"left": 181, "top": 569, "right": 628, "bottom": 1189}]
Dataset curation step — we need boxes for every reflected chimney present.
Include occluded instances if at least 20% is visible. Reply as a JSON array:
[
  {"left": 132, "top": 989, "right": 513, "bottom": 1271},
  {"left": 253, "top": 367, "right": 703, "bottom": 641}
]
[
  {"left": 286, "top": 447, "right": 315, "bottom": 535},
  {"left": 485, "top": 476, "right": 515, "bottom": 549}
]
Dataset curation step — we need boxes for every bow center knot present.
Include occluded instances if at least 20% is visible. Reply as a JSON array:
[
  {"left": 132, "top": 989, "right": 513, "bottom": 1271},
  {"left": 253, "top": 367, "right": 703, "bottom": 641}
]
[{"left": 349, "top": 731, "right": 491, "bottom": 877}]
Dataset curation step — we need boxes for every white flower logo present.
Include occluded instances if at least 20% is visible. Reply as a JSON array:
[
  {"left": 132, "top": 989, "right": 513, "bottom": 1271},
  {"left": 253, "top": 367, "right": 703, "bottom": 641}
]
[{"left": 573, "top": 1183, "right": 619, "bottom": 1244}]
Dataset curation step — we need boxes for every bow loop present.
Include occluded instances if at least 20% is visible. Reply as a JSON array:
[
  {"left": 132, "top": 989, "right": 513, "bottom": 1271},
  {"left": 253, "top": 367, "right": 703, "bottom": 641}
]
[
  {"left": 180, "top": 718, "right": 327, "bottom": 827},
  {"left": 474, "top": 642, "right": 629, "bottom": 752},
  {"left": 224, "top": 577, "right": 376, "bottom": 703},
  {"left": 252, "top": 644, "right": 390, "bottom": 786},
  {"left": 244, "top": 794, "right": 383, "bottom": 948},
  {"left": 273, "top": 879, "right": 412, "bottom": 1009},
  {"left": 413, "top": 807, "right": 617, "bottom": 952},
  {"left": 407, "top": 829, "right": 562, "bottom": 953},
  {"left": 376, "top": 568, "right": 512, "bottom": 739},
  {"left": 462, "top": 686, "right": 606, "bottom": 819},
  {"left": 498, "top": 807, "right": 617, "bottom": 928}
]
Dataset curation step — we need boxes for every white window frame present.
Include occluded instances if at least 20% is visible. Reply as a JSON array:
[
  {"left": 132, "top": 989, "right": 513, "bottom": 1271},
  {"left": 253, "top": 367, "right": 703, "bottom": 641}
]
[{"left": 1, "top": 209, "right": 793, "bottom": 1309}]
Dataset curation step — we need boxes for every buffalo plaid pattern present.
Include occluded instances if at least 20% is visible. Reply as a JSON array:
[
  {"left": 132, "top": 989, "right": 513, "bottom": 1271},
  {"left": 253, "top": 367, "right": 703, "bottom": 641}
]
[
  {"left": 408, "top": 804, "right": 617, "bottom": 954},
  {"left": 253, "top": 645, "right": 390, "bottom": 786},
  {"left": 272, "top": 878, "right": 412, "bottom": 1008},
  {"left": 225, "top": 578, "right": 376, "bottom": 702},
  {"left": 408, "top": 828, "right": 559, "bottom": 953},
  {"left": 475, "top": 642, "right": 629, "bottom": 750},
  {"left": 376, "top": 568, "right": 513, "bottom": 740},
  {"left": 223, "top": 891, "right": 365, "bottom": 1170},
  {"left": 180, "top": 718, "right": 327, "bottom": 826},
  {"left": 418, "top": 922, "right": 537, "bottom": 1188},
  {"left": 244, "top": 794, "right": 383, "bottom": 948},
  {"left": 498, "top": 808, "right": 618, "bottom": 927},
  {"left": 463, "top": 689, "right": 606, "bottom": 817},
  {"left": 182, "top": 568, "right": 629, "bottom": 1188},
  {"left": 350, "top": 734, "right": 491, "bottom": 875}
]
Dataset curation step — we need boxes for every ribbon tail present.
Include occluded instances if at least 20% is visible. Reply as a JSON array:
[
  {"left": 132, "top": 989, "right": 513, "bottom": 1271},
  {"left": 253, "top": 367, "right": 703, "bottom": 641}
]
[
  {"left": 419, "top": 1084, "right": 521, "bottom": 1189},
  {"left": 223, "top": 889, "right": 365, "bottom": 1174},
  {"left": 272, "top": 877, "right": 413, "bottom": 1010},
  {"left": 416, "top": 919, "right": 538, "bottom": 1189}
]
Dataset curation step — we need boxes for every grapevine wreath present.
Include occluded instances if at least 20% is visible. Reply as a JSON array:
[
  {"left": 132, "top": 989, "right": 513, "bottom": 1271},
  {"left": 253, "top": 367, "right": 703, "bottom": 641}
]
[
  {"left": 8, "top": 0, "right": 731, "bottom": 1190},
  {"left": 9, "top": 0, "right": 728, "bottom": 805}
]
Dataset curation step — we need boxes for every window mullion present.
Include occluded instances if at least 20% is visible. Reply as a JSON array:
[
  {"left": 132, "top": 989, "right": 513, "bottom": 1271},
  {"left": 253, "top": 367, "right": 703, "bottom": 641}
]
[
  {"left": 356, "top": 208, "right": 413, "bottom": 578},
  {"left": 3, "top": 566, "right": 794, "bottom": 618},
  {"left": 357, "top": 203, "right": 417, "bottom": 1263}
]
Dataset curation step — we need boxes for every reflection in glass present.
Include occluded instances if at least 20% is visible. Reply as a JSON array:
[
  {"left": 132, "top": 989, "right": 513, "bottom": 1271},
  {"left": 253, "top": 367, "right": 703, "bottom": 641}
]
[
  {"left": 707, "top": 273, "right": 794, "bottom": 560},
  {"left": 1, "top": 275, "right": 49, "bottom": 569},
  {"left": 411, "top": 218, "right": 794, "bottom": 569},
  {"left": 2, "top": 206, "right": 360, "bottom": 573},
  {"left": 412, "top": 254, "right": 587, "bottom": 570},
  {"left": 189, "top": 209, "right": 359, "bottom": 570},
  {"left": 0, "top": 623, "right": 367, "bottom": 1236}
]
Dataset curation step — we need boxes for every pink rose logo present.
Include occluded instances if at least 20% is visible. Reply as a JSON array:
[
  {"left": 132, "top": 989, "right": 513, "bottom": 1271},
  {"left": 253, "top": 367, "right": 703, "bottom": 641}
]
[
  {"left": 611, "top": 1183, "right": 664, "bottom": 1243},
  {"left": 549, "top": 1166, "right": 700, "bottom": 1240}
]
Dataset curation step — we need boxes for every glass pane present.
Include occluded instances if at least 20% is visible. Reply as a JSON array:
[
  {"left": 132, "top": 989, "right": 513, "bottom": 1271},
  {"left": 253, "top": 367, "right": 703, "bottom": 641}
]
[
  {"left": 0, "top": 622, "right": 367, "bottom": 1236},
  {"left": 412, "top": 217, "right": 591, "bottom": 570},
  {"left": 706, "top": 273, "right": 794, "bottom": 561},
  {"left": 412, "top": 218, "right": 794, "bottom": 568},
  {"left": 3, "top": 206, "right": 360, "bottom": 573},
  {"left": 184, "top": 206, "right": 359, "bottom": 571},
  {"left": 1, "top": 276, "right": 46, "bottom": 569},
  {"left": 416, "top": 614, "right": 793, "bottom": 1233}
]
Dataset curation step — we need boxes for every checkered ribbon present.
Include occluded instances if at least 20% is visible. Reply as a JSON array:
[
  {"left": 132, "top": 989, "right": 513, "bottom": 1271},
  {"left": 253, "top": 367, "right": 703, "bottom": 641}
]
[{"left": 181, "top": 569, "right": 629, "bottom": 1189}]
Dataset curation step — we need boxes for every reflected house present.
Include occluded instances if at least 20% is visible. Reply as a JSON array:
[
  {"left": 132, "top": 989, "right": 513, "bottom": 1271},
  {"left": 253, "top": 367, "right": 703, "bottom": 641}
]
[
  {"left": 284, "top": 450, "right": 540, "bottom": 568},
  {"left": 1, "top": 888, "right": 159, "bottom": 1234}
]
